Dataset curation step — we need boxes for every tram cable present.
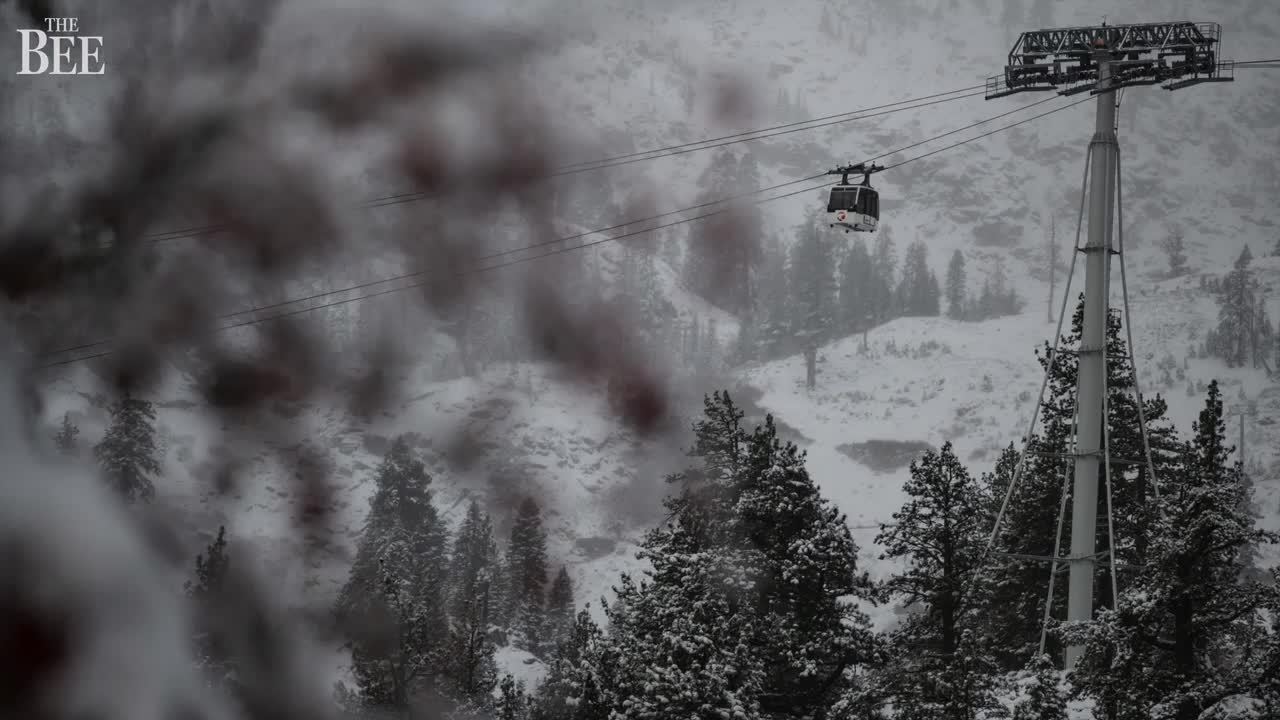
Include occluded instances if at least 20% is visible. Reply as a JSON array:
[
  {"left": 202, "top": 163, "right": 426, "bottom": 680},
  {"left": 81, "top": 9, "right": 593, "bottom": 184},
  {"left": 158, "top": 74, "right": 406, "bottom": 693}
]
[{"left": 38, "top": 94, "right": 1096, "bottom": 368}]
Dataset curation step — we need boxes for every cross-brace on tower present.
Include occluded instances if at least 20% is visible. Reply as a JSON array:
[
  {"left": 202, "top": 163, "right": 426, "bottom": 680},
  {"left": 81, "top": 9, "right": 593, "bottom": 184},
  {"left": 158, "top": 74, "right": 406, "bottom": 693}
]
[{"left": 981, "top": 21, "right": 1233, "bottom": 670}]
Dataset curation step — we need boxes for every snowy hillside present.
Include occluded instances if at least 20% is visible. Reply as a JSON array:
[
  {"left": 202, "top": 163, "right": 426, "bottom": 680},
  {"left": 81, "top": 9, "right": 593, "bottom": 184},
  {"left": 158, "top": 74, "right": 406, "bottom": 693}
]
[
  {"left": 526, "top": 0, "right": 1280, "bottom": 304},
  {"left": 17, "top": 0, "right": 1280, "bottom": 700},
  {"left": 38, "top": 252, "right": 1280, "bottom": 659}
]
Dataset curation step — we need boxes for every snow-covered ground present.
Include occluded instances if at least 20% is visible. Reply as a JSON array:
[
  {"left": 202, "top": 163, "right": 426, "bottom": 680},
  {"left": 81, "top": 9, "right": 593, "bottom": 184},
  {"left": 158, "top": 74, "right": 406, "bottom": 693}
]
[
  {"left": 37, "top": 250, "right": 1280, "bottom": 681},
  {"left": 20, "top": 0, "right": 1280, "bottom": 698}
]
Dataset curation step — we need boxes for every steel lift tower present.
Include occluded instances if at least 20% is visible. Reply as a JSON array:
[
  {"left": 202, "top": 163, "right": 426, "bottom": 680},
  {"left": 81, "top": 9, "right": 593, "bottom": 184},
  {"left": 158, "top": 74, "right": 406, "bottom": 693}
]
[{"left": 985, "top": 22, "right": 1233, "bottom": 669}]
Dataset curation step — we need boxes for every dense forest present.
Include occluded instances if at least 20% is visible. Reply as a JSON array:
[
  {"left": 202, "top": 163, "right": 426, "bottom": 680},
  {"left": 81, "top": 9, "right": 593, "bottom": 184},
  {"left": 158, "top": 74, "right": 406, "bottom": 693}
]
[{"left": 82, "top": 291, "right": 1280, "bottom": 719}]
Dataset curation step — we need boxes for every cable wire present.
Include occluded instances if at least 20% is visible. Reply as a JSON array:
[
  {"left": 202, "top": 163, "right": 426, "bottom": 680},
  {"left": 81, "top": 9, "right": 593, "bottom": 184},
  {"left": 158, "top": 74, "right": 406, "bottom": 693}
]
[
  {"left": 39, "top": 95, "right": 1094, "bottom": 367},
  {"left": 555, "top": 84, "right": 987, "bottom": 170},
  {"left": 50, "top": 92, "right": 1077, "bottom": 359},
  {"left": 138, "top": 86, "right": 989, "bottom": 244}
]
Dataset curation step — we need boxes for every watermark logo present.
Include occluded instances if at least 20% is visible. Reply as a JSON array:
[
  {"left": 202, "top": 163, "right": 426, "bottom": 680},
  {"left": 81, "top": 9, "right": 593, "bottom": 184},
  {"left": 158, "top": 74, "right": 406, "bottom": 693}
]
[{"left": 16, "top": 17, "right": 105, "bottom": 75}]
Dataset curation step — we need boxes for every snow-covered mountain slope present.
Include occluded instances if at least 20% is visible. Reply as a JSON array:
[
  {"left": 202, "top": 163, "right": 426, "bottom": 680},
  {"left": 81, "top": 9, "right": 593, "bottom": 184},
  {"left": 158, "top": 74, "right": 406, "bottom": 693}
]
[
  {"left": 20, "top": 0, "right": 1280, "bottom": 688},
  {"left": 525, "top": 0, "right": 1280, "bottom": 303},
  {"left": 40, "top": 254, "right": 1280, "bottom": 605},
  {"left": 37, "top": 256, "right": 1280, "bottom": 689}
]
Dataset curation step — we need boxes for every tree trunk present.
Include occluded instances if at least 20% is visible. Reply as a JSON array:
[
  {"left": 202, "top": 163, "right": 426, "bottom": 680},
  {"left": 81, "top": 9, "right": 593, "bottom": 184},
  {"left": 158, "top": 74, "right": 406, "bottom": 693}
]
[{"left": 804, "top": 346, "right": 817, "bottom": 390}]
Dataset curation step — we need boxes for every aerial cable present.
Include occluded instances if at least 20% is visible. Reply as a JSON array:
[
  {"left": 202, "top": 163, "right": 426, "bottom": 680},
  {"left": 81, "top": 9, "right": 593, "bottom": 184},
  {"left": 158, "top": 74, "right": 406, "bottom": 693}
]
[
  {"left": 556, "top": 84, "right": 987, "bottom": 170},
  {"left": 138, "top": 86, "right": 988, "bottom": 244},
  {"left": 38, "top": 180, "right": 827, "bottom": 368},
  {"left": 55, "top": 91, "right": 1080, "bottom": 361},
  {"left": 39, "top": 95, "right": 1093, "bottom": 367},
  {"left": 543, "top": 89, "right": 990, "bottom": 178}
]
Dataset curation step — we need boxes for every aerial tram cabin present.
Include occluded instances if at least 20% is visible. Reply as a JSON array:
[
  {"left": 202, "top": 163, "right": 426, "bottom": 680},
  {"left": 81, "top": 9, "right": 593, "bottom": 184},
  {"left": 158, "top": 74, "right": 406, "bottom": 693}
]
[{"left": 825, "top": 162, "right": 883, "bottom": 233}]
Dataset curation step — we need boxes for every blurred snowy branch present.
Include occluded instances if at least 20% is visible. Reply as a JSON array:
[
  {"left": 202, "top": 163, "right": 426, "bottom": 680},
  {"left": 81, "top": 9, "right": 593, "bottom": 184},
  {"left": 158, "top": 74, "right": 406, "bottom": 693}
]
[{"left": 0, "top": 1, "right": 695, "bottom": 718}]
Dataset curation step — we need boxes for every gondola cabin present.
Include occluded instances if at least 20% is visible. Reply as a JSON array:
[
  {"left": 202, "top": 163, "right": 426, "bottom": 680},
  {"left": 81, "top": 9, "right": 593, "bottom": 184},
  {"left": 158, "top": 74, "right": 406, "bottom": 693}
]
[{"left": 826, "top": 184, "right": 878, "bottom": 233}]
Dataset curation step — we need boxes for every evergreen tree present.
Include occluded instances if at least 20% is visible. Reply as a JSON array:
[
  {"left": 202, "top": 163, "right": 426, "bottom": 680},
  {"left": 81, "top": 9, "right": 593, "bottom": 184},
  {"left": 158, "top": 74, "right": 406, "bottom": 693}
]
[
  {"left": 489, "top": 548, "right": 513, "bottom": 641},
  {"left": 507, "top": 497, "right": 550, "bottom": 654},
  {"left": 734, "top": 414, "right": 879, "bottom": 717},
  {"left": 790, "top": 218, "right": 837, "bottom": 389},
  {"left": 496, "top": 674, "right": 531, "bottom": 720},
  {"left": 753, "top": 237, "right": 792, "bottom": 359},
  {"left": 94, "top": 391, "right": 160, "bottom": 503},
  {"left": 185, "top": 526, "right": 234, "bottom": 686},
  {"left": 984, "top": 298, "right": 1182, "bottom": 668},
  {"left": 444, "top": 501, "right": 500, "bottom": 707},
  {"left": 605, "top": 395, "right": 762, "bottom": 717},
  {"left": 877, "top": 442, "right": 1004, "bottom": 719},
  {"left": 1159, "top": 232, "right": 1189, "bottom": 278},
  {"left": 896, "top": 239, "right": 940, "bottom": 317},
  {"left": 945, "top": 249, "right": 967, "bottom": 320},
  {"left": 602, "top": 391, "right": 881, "bottom": 719},
  {"left": 869, "top": 233, "right": 897, "bottom": 323},
  {"left": 54, "top": 411, "right": 79, "bottom": 455},
  {"left": 604, "top": 560, "right": 764, "bottom": 720},
  {"left": 1212, "top": 245, "right": 1257, "bottom": 368},
  {"left": 838, "top": 237, "right": 874, "bottom": 334},
  {"left": 334, "top": 436, "right": 450, "bottom": 712},
  {"left": 531, "top": 607, "right": 612, "bottom": 720},
  {"left": 683, "top": 149, "right": 759, "bottom": 314},
  {"left": 975, "top": 278, "right": 996, "bottom": 320},
  {"left": 697, "top": 316, "right": 720, "bottom": 376},
  {"left": 616, "top": 241, "right": 667, "bottom": 362},
  {"left": 1070, "top": 381, "right": 1280, "bottom": 720},
  {"left": 543, "top": 566, "right": 575, "bottom": 654},
  {"left": 1011, "top": 655, "right": 1067, "bottom": 720}
]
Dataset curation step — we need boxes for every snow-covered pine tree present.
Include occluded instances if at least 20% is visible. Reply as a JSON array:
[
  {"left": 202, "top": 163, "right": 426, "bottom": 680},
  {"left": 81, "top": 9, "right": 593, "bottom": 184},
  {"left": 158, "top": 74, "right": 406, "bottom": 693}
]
[
  {"left": 489, "top": 547, "right": 513, "bottom": 641},
  {"left": 696, "top": 316, "right": 720, "bottom": 377},
  {"left": 54, "top": 411, "right": 79, "bottom": 455},
  {"left": 1160, "top": 232, "right": 1189, "bottom": 278},
  {"left": 869, "top": 233, "right": 897, "bottom": 324},
  {"left": 838, "top": 236, "right": 874, "bottom": 334},
  {"left": 896, "top": 238, "right": 939, "bottom": 317},
  {"left": 1213, "top": 245, "right": 1257, "bottom": 368},
  {"left": 945, "top": 249, "right": 967, "bottom": 320},
  {"left": 604, "top": 557, "right": 764, "bottom": 720},
  {"left": 601, "top": 391, "right": 764, "bottom": 718},
  {"left": 185, "top": 525, "right": 234, "bottom": 687},
  {"left": 1011, "top": 654, "right": 1067, "bottom": 720},
  {"left": 683, "top": 148, "right": 757, "bottom": 314},
  {"left": 926, "top": 268, "right": 942, "bottom": 317},
  {"left": 333, "top": 436, "right": 450, "bottom": 712},
  {"left": 752, "top": 237, "right": 791, "bottom": 360},
  {"left": 506, "top": 496, "right": 550, "bottom": 654},
  {"left": 789, "top": 218, "right": 837, "bottom": 389},
  {"left": 684, "top": 314, "right": 701, "bottom": 370},
  {"left": 984, "top": 298, "right": 1182, "bottom": 668},
  {"left": 444, "top": 501, "right": 500, "bottom": 708},
  {"left": 94, "top": 391, "right": 160, "bottom": 503},
  {"left": 543, "top": 566, "right": 574, "bottom": 654},
  {"left": 1070, "top": 380, "right": 1280, "bottom": 720},
  {"left": 632, "top": 246, "right": 667, "bottom": 362},
  {"left": 495, "top": 674, "right": 531, "bottom": 720},
  {"left": 531, "top": 607, "right": 612, "bottom": 720},
  {"left": 733, "top": 414, "right": 879, "bottom": 717},
  {"left": 876, "top": 442, "right": 1004, "bottom": 718},
  {"left": 975, "top": 277, "right": 995, "bottom": 320}
]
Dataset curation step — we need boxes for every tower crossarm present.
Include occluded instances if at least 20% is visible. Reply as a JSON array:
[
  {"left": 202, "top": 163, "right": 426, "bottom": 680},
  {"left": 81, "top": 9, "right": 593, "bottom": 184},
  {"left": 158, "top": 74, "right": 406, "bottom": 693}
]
[{"left": 984, "top": 21, "right": 1232, "bottom": 99}]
